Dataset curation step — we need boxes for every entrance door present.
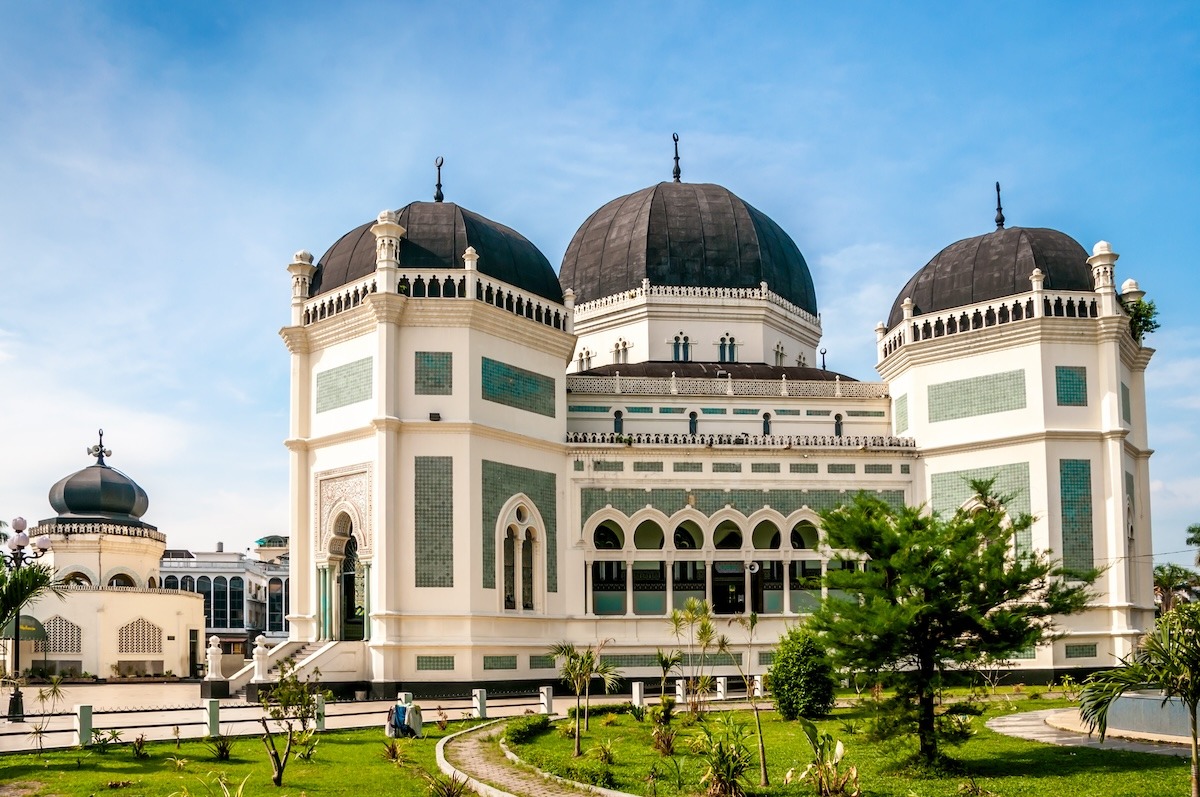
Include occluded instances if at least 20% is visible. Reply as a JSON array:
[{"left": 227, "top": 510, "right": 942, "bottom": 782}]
[
  {"left": 711, "top": 561, "right": 746, "bottom": 614},
  {"left": 341, "top": 537, "right": 365, "bottom": 641}
]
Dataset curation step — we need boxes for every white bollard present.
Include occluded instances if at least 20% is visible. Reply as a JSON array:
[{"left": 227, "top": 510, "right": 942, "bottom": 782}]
[
  {"left": 752, "top": 674, "right": 764, "bottom": 698},
  {"left": 716, "top": 676, "right": 727, "bottom": 701},
  {"left": 313, "top": 694, "right": 326, "bottom": 731},
  {"left": 675, "top": 677, "right": 686, "bottom": 704},
  {"left": 205, "top": 635, "right": 224, "bottom": 681},
  {"left": 204, "top": 699, "right": 221, "bottom": 737},
  {"left": 74, "top": 704, "right": 92, "bottom": 747},
  {"left": 631, "top": 681, "right": 645, "bottom": 708},
  {"left": 472, "top": 688, "right": 487, "bottom": 719},
  {"left": 251, "top": 635, "right": 269, "bottom": 683},
  {"left": 539, "top": 685, "right": 554, "bottom": 715}
]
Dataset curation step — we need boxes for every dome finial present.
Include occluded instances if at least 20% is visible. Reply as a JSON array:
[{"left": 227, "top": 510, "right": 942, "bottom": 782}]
[
  {"left": 87, "top": 428, "right": 112, "bottom": 466},
  {"left": 672, "top": 133, "right": 681, "bottom": 183},
  {"left": 995, "top": 181, "right": 1005, "bottom": 229},
  {"left": 434, "top": 156, "right": 445, "bottom": 203}
]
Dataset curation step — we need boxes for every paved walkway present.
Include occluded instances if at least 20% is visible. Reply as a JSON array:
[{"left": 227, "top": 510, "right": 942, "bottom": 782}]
[
  {"left": 987, "top": 709, "right": 1190, "bottom": 757},
  {"left": 444, "top": 722, "right": 594, "bottom": 797}
]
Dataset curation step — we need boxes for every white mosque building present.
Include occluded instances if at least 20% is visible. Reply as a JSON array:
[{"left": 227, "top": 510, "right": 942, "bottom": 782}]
[{"left": 259, "top": 156, "right": 1154, "bottom": 698}]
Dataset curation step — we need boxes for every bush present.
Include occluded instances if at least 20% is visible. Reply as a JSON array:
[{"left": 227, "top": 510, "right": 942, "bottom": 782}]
[
  {"left": 504, "top": 714, "right": 551, "bottom": 745},
  {"left": 768, "top": 627, "right": 837, "bottom": 720},
  {"left": 566, "top": 701, "right": 632, "bottom": 719},
  {"left": 563, "top": 760, "right": 616, "bottom": 788}
]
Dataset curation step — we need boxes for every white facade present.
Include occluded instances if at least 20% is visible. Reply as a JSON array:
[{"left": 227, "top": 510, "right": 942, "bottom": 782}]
[{"left": 276, "top": 198, "right": 1155, "bottom": 696}]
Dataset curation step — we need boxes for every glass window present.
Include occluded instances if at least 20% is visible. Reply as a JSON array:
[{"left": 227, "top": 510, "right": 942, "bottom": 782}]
[
  {"left": 268, "top": 578, "right": 283, "bottom": 632},
  {"left": 198, "top": 576, "right": 213, "bottom": 627},
  {"left": 213, "top": 576, "right": 228, "bottom": 628},
  {"left": 229, "top": 577, "right": 244, "bottom": 628},
  {"left": 164, "top": 575, "right": 179, "bottom": 590}
]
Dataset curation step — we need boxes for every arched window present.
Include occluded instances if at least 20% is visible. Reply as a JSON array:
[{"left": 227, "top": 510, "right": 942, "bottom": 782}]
[
  {"left": 198, "top": 576, "right": 213, "bottom": 627},
  {"left": 593, "top": 523, "right": 624, "bottom": 550},
  {"left": 752, "top": 521, "right": 781, "bottom": 550},
  {"left": 774, "top": 342, "right": 786, "bottom": 367},
  {"left": 688, "top": 412, "right": 699, "bottom": 435},
  {"left": 719, "top": 335, "right": 737, "bottom": 363},
  {"left": 790, "top": 521, "right": 819, "bottom": 550},
  {"left": 147, "top": 576, "right": 157, "bottom": 588},
  {"left": 578, "top": 348, "right": 593, "bottom": 371},
  {"left": 834, "top": 413, "right": 844, "bottom": 437},
  {"left": 613, "top": 338, "right": 630, "bottom": 364},
  {"left": 213, "top": 576, "right": 228, "bottom": 628},
  {"left": 762, "top": 412, "right": 772, "bottom": 436},
  {"left": 182, "top": 575, "right": 195, "bottom": 592},
  {"left": 674, "top": 522, "right": 703, "bottom": 549},
  {"left": 229, "top": 577, "right": 244, "bottom": 628},
  {"left": 522, "top": 529, "right": 535, "bottom": 610},
  {"left": 268, "top": 578, "right": 284, "bottom": 632},
  {"left": 503, "top": 527, "right": 517, "bottom": 610},
  {"left": 673, "top": 334, "right": 691, "bottom": 362},
  {"left": 714, "top": 521, "right": 743, "bottom": 550},
  {"left": 614, "top": 411, "right": 624, "bottom": 434},
  {"left": 283, "top": 579, "right": 290, "bottom": 631},
  {"left": 633, "top": 520, "right": 665, "bottom": 550},
  {"left": 108, "top": 573, "right": 135, "bottom": 587},
  {"left": 62, "top": 572, "right": 91, "bottom": 586},
  {"left": 164, "top": 575, "right": 179, "bottom": 590}
]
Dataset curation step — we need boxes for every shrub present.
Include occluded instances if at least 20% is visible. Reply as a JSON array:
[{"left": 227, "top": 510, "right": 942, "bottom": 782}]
[
  {"left": 563, "top": 760, "right": 616, "bottom": 787},
  {"left": 425, "top": 772, "right": 470, "bottom": 797},
  {"left": 131, "top": 734, "right": 150, "bottom": 760},
  {"left": 382, "top": 739, "right": 407, "bottom": 764},
  {"left": 503, "top": 714, "right": 551, "bottom": 745},
  {"left": 589, "top": 738, "right": 617, "bottom": 765},
  {"left": 794, "top": 718, "right": 860, "bottom": 796},
  {"left": 204, "top": 734, "right": 235, "bottom": 761},
  {"left": 567, "top": 701, "right": 632, "bottom": 719},
  {"left": 768, "top": 627, "right": 836, "bottom": 720},
  {"left": 629, "top": 703, "right": 647, "bottom": 722},
  {"left": 652, "top": 724, "right": 677, "bottom": 756},
  {"left": 691, "top": 713, "right": 752, "bottom": 797}
]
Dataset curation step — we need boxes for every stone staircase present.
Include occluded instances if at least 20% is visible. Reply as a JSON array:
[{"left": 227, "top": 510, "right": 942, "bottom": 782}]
[{"left": 231, "top": 641, "right": 325, "bottom": 699}]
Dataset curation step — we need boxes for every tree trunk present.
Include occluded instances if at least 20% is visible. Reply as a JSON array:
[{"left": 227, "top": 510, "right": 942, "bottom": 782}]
[
  {"left": 752, "top": 703, "right": 768, "bottom": 786},
  {"left": 917, "top": 653, "right": 937, "bottom": 764},
  {"left": 573, "top": 693, "right": 582, "bottom": 757},
  {"left": 1189, "top": 702, "right": 1198, "bottom": 797}
]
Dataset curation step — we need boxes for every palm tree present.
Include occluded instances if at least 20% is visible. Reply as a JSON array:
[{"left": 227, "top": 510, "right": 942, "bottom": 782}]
[
  {"left": 0, "top": 563, "right": 61, "bottom": 630},
  {"left": 549, "top": 640, "right": 622, "bottom": 756},
  {"left": 721, "top": 613, "right": 769, "bottom": 787},
  {"left": 1080, "top": 602, "right": 1200, "bottom": 797},
  {"left": 654, "top": 648, "right": 682, "bottom": 699},
  {"left": 1154, "top": 563, "right": 1197, "bottom": 615},
  {"left": 1187, "top": 524, "right": 1200, "bottom": 567}
]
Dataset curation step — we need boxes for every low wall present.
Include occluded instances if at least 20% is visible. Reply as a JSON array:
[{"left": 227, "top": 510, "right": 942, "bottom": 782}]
[{"left": 1108, "top": 690, "right": 1191, "bottom": 737}]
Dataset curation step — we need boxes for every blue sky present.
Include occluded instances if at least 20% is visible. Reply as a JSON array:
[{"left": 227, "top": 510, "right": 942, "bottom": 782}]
[{"left": 1, "top": 2, "right": 1197, "bottom": 565}]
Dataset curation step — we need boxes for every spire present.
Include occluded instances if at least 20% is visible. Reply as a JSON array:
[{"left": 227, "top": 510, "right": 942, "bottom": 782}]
[
  {"left": 87, "top": 429, "right": 112, "bottom": 466},
  {"left": 672, "top": 133, "right": 681, "bottom": 183},
  {"left": 434, "top": 156, "right": 444, "bottom": 203},
  {"left": 994, "top": 181, "right": 1005, "bottom": 229}
]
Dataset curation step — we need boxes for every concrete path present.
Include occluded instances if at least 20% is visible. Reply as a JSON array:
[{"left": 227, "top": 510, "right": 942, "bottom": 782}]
[
  {"left": 443, "top": 722, "right": 596, "bottom": 797},
  {"left": 987, "top": 709, "right": 1190, "bottom": 757}
]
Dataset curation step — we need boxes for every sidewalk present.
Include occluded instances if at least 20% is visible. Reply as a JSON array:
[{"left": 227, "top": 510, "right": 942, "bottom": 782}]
[{"left": 986, "top": 709, "right": 1190, "bottom": 757}]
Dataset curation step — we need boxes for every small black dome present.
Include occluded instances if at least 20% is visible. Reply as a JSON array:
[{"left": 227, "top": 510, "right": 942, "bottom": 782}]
[
  {"left": 887, "top": 226, "right": 1093, "bottom": 329},
  {"left": 310, "top": 201, "right": 562, "bottom": 303},
  {"left": 48, "top": 459, "right": 149, "bottom": 526},
  {"left": 560, "top": 182, "right": 818, "bottom": 315}
]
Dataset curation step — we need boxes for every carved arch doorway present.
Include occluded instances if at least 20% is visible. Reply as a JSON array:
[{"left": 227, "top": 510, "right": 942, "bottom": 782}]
[{"left": 340, "top": 536, "right": 365, "bottom": 641}]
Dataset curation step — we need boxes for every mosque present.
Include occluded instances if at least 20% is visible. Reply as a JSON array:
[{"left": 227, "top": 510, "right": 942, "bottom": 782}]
[{"left": 265, "top": 148, "right": 1155, "bottom": 697}]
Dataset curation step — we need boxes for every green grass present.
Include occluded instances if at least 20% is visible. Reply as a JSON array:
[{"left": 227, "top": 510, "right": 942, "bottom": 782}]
[
  {"left": 511, "top": 700, "right": 1190, "bottom": 797},
  {"left": 0, "top": 721, "right": 475, "bottom": 796}
]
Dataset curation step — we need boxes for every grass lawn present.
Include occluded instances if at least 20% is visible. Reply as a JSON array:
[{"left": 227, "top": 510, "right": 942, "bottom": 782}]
[
  {"left": 511, "top": 700, "right": 1191, "bottom": 797},
  {"left": 0, "top": 722, "right": 470, "bottom": 796}
]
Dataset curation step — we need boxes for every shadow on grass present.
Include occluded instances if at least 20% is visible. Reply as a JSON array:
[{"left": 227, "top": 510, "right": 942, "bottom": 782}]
[{"left": 961, "top": 743, "right": 1187, "bottom": 780}]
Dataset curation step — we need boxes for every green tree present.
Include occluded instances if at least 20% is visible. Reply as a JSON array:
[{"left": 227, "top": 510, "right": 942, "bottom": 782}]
[
  {"left": 654, "top": 648, "right": 682, "bottom": 699},
  {"left": 1123, "top": 297, "right": 1160, "bottom": 344},
  {"left": 669, "top": 597, "right": 718, "bottom": 712},
  {"left": 809, "top": 481, "right": 1092, "bottom": 764},
  {"left": 1154, "top": 563, "right": 1198, "bottom": 615},
  {"left": 549, "top": 640, "right": 622, "bottom": 756},
  {"left": 767, "top": 625, "right": 836, "bottom": 722},
  {"left": 1080, "top": 603, "right": 1200, "bottom": 797},
  {"left": 1187, "top": 524, "right": 1200, "bottom": 567},
  {"left": 0, "top": 563, "right": 62, "bottom": 634},
  {"left": 258, "top": 660, "right": 325, "bottom": 787}
]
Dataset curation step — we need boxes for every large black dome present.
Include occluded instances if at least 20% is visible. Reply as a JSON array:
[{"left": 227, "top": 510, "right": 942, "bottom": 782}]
[
  {"left": 310, "top": 201, "right": 562, "bottom": 303},
  {"left": 886, "top": 226, "right": 1093, "bottom": 329},
  {"left": 559, "top": 182, "right": 818, "bottom": 315},
  {"left": 48, "top": 456, "right": 150, "bottom": 526}
]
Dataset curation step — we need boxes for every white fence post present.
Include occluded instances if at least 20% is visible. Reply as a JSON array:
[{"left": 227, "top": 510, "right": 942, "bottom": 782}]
[
  {"left": 675, "top": 677, "right": 686, "bottom": 704},
  {"left": 752, "top": 674, "right": 764, "bottom": 698},
  {"left": 631, "top": 681, "right": 645, "bottom": 708},
  {"left": 74, "top": 704, "right": 92, "bottom": 747},
  {"left": 472, "top": 688, "right": 487, "bottom": 719},
  {"left": 204, "top": 698, "right": 221, "bottom": 737},
  {"left": 539, "top": 686, "right": 554, "bottom": 715},
  {"left": 716, "top": 676, "right": 727, "bottom": 701},
  {"left": 314, "top": 694, "right": 326, "bottom": 731}
]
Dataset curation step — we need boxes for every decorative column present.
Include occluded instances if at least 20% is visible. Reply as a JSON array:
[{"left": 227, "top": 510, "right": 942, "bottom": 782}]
[
  {"left": 625, "top": 560, "right": 634, "bottom": 617},
  {"left": 204, "top": 635, "right": 224, "bottom": 681},
  {"left": 250, "top": 635, "right": 269, "bottom": 683}
]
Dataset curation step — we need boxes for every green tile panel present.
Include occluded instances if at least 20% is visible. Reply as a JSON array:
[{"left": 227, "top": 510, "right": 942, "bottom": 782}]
[
  {"left": 1055, "top": 366, "right": 1088, "bottom": 407},
  {"left": 752, "top": 463, "right": 780, "bottom": 473},
  {"left": 733, "top": 409, "right": 760, "bottom": 415},
  {"left": 580, "top": 487, "right": 905, "bottom": 526},
  {"left": 482, "top": 461, "right": 558, "bottom": 592},
  {"left": 1121, "top": 383, "right": 1132, "bottom": 423},
  {"left": 895, "top": 394, "right": 909, "bottom": 433},
  {"left": 1064, "top": 643, "right": 1097, "bottom": 659},
  {"left": 570, "top": 405, "right": 612, "bottom": 413},
  {"left": 928, "top": 369, "right": 1026, "bottom": 422},
  {"left": 416, "top": 655, "right": 455, "bottom": 671},
  {"left": 712, "top": 463, "right": 742, "bottom": 473},
  {"left": 634, "top": 461, "right": 664, "bottom": 472},
  {"left": 529, "top": 654, "right": 556, "bottom": 670},
  {"left": 758, "top": 651, "right": 775, "bottom": 666},
  {"left": 827, "top": 464, "right": 855, "bottom": 474},
  {"left": 774, "top": 409, "right": 801, "bottom": 416},
  {"left": 627, "top": 406, "right": 653, "bottom": 413},
  {"left": 1060, "top": 459, "right": 1094, "bottom": 575},
  {"left": 790, "top": 463, "right": 819, "bottom": 474},
  {"left": 414, "top": 351, "right": 453, "bottom": 395},
  {"left": 414, "top": 456, "right": 454, "bottom": 588},
  {"left": 864, "top": 464, "right": 893, "bottom": 474},
  {"left": 482, "top": 357, "right": 556, "bottom": 417},
  {"left": 659, "top": 407, "right": 686, "bottom": 414},
  {"left": 483, "top": 655, "right": 517, "bottom": 670},
  {"left": 900, "top": 464, "right": 911, "bottom": 474},
  {"left": 847, "top": 410, "right": 885, "bottom": 417},
  {"left": 701, "top": 408, "right": 728, "bottom": 415},
  {"left": 573, "top": 460, "right": 584, "bottom": 472},
  {"left": 315, "top": 357, "right": 373, "bottom": 413},
  {"left": 594, "top": 461, "right": 625, "bottom": 472},
  {"left": 807, "top": 410, "right": 831, "bottom": 417},
  {"left": 931, "top": 462, "right": 1031, "bottom": 553},
  {"left": 1011, "top": 647, "right": 1036, "bottom": 660},
  {"left": 674, "top": 462, "right": 703, "bottom": 473}
]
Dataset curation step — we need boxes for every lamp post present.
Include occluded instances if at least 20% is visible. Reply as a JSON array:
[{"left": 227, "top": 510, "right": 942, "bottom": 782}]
[{"left": 5, "top": 517, "right": 51, "bottom": 722}]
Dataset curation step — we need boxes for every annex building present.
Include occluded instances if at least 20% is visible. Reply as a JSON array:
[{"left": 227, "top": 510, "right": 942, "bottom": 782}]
[{"left": 271, "top": 160, "right": 1155, "bottom": 697}]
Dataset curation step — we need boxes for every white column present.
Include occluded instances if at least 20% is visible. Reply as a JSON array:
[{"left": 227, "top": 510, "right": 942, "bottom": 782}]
[
  {"left": 74, "top": 704, "right": 92, "bottom": 747},
  {"left": 473, "top": 689, "right": 488, "bottom": 719},
  {"left": 539, "top": 686, "right": 554, "bottom": 715}
]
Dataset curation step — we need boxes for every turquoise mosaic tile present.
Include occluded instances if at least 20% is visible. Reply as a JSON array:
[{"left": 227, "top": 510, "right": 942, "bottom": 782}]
[
  {"left": 847, "top": 410, "right": 885, "bottom": 417},
  {"left": 634, "top": 461, "right": 664, "bottom": 472},
  {"left": 712, "top": 463, "right": 742, "bottom": 473},
  {"left": 574, "top": 460, "right": 584, "bottom": 472},
  {"left": 701, "top": 408, "right": 727, "bottom": 415},
  {"left": 1121, "top": 383, "right": 1132, "bottom": 423},
  {"left": 315, "top": 357, "right": 372, "bottom": 413},
  {"left": 482, "top": 461, "right": 557, "bottom": 592},
  {"left": 416, "top": 655, "right": 454, "bottom": 671},
  {"left": 529, "top": 654, "right": 556, "bottom": 670},
  {"left": 415, "top": 456, "right": 454, "bottom": 587},
  {"left": 580, "top": 487, "right": 904, "bottom": 526},
  {"left": 928, "top": 370, "right": 1026, "bottom": 422},
  {"left": 1055, "top": 366, "right": 1087, "bottom": 407},
  {"left": 570, "top": 405, "right": 612, "bottom": 413},
  {"left": 594, "top": 461, "right": 625, "bottom": 472},
  {"left": 733, "top": 409, "right": 760, "bottom": 415},
  {"left": 1064, "top": 643, "right": 1097, "bottom": 659},
  {"left": 807, "top": 410, "right": 831, "bottom": 417},
  {"left": 774, "top": 409, "right": 801, "bottom": 416},
  {"left": 1060, "top": 459, "right": 1094, "bottom": 575},
  {"left": 864, "top": 464, "right": 893, "bottom": 474},
  {"left": 931, "top": 462, "right": 1031, "bottom": 553},
  {"left": 674, "top": 462, "right": 703, "bottom": 473},
  {"left": 790, "top": 463, "right": 819, "bottom": 474},
  {"left": 482, "top": 357, "right": 555, "bottom": 417},
  {"left": 895, "top": 394, "right": 909, "bottom": 434},
  {"left": 660, "top": 407, "right": 686, "bottom": 414},
  {"left": 827, "top": 464, "right": 855, "bottom": 474},
  {"left": 752, "top": 463, "right": 780, "bottom": 473},
  {"left": 414, "top": 351, "right": 453, "bottom": 395},
  {"left": 627, "top": 406, "right": 653, "bottom": 413},
  {"left": 483, "top": 655, "right": 517, "bottom": 670}
]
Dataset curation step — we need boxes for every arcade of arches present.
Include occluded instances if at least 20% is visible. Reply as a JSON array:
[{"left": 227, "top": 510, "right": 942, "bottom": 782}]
[{"left": 585, "top": 514, "right": 861, "bottom": 616}]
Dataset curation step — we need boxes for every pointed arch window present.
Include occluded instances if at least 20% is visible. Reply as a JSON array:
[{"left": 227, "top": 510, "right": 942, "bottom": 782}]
[
  {"left": 719, "top": 334, "right": 737, "bottom": 363},
  {"left": 673, "top": 334, "right": 691, "bottom": 362},
  {"left": 614, "top": 410, "right": 624, "bottom": 434},
  {"left": 688, "top": 411, "right": 699, "bottom": 435},
  {"left": 497, "top": 502, "right": 543, "bottom": 613}
]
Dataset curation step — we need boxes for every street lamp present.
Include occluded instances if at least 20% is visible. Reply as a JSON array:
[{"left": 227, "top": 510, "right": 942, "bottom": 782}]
[{"left": 4, "top": 517, "right": 51, "bottom": 722}]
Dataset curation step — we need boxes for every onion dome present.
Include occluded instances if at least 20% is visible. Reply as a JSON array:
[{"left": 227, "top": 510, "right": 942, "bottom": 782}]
[
  {"left": 887, "top": 217, "right": 1093, "bottom": 329},
  {"left": 47, "top": 432, "right": 150, "bottom": 526},
  {"left": 560, "top": 181, "right": 818, "bottom": 315},
  {"left": 309, "top": 200, "right": 562, "bottom": 303}
]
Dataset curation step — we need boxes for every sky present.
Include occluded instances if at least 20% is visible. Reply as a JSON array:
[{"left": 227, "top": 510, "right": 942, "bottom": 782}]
[{"left": 1, "top": 2, "right": 1197, "bottom": 565}]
